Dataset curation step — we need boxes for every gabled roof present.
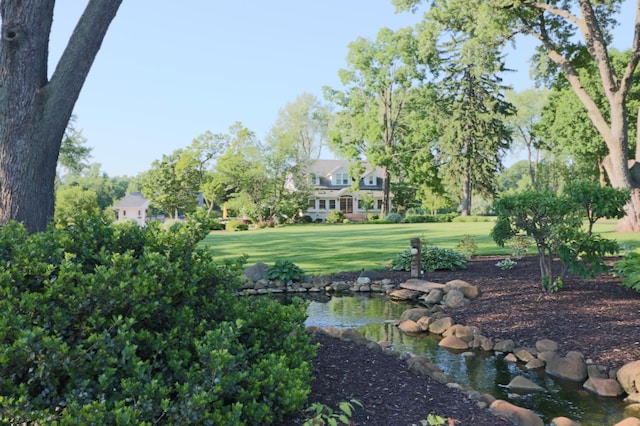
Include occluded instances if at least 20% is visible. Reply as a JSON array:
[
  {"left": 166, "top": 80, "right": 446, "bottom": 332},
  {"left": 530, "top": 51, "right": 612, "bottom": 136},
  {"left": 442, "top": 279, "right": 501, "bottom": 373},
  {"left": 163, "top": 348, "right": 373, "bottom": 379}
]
[
  {"left": 114, "top": 192, "right": 149, "bottom": 209},
  {"left": 309, "top": 159, "right": 382, "bottom": 177}
]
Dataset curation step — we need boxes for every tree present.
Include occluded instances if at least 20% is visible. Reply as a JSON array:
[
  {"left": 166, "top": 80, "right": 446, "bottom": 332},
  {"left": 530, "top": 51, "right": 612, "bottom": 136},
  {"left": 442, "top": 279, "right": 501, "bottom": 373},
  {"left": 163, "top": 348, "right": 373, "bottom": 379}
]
[
  {"left": 55, "top": 185, "right": 100, "bottom": 221},
  {"left": 142, "top": 150, "right": 200, "bottom": 218},
  {"left": 393, "top": 0, "right": 640, "bottom": 231},
  {"left": 58, "top": 115, "right": 93, "bottom": 178},
  {"left": 324, "top": 27, "right": 429, "bottom": 216},
  {"left": 505, "top": 89, "right": 549, "bottom": 187},
  {"left": 0, "top": 1, "right": 123, "bottom": 232}
]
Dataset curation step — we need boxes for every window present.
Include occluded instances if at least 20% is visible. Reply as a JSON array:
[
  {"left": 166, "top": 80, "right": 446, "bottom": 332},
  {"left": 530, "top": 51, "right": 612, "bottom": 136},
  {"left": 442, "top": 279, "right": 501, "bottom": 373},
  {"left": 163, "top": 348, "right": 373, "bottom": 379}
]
[
  {"left": 335, "top": 173, "right": 349, "bottom": 185},
  {"left": 309, "top": 173, "right": 319, "bottom": 185},
  {"left": 357, "top": 199, "right": 362, "bottom": 209},
  {"left": 123, "top": 210, "right": 127, "bottom": 216},
  {"left": 308, "top": 199, "right": 316, "bottom": 209},
  {"left": 319, "top": 200, "right": 326, "bottom": 209},
  {"left": 329, "top": 200, "right": 336, "bottom": 209},
  {"left": 366, "top": 175, "right": 375, "bottom": 185},
  {"left": 377, "top": 200, "right": 383, "bottom": 210},
  {"left": 138, "top": 210, "right": 141, "bottom": 217}
]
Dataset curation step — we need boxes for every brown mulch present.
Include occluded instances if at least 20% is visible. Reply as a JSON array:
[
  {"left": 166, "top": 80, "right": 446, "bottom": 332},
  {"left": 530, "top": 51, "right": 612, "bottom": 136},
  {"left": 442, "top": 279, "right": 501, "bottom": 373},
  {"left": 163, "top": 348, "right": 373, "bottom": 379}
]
[{"left": 276, "top": 256, "right": 640, "bottom": 426}]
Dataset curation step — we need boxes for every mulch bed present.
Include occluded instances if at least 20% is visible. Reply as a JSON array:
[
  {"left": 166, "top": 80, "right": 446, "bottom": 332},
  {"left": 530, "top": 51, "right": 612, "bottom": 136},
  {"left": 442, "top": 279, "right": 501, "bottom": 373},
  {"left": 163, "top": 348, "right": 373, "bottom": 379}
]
[{"left": 276, "top": 255, "right": 640, "bottom": 425}]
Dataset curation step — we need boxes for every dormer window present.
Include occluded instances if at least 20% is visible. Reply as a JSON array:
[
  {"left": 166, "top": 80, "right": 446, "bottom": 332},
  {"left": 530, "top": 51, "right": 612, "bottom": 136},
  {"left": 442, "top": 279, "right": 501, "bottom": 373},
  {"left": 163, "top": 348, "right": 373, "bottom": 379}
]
[
  {"left": 309, "top": 173, "right": 320, "bottom": 185},
  {"left": 365, "top": 175, "right": 375, "bottom": 185},
  {"left": 335, "top": 173, "right": 350, "bottom": 185}
]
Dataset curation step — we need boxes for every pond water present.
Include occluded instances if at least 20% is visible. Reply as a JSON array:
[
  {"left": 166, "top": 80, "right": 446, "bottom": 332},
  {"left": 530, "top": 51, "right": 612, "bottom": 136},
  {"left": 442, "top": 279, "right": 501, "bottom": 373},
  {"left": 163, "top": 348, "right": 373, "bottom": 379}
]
[{"left": 292, "top": 293, "right": 630, "bottom": 425}]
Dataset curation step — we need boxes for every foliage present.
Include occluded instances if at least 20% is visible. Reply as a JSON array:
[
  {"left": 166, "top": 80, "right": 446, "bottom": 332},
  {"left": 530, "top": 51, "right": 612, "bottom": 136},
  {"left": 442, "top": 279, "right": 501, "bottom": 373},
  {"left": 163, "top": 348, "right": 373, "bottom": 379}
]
[
  {"left": 506, "top": 235, "right": 533, "bottom": 259},
  {"left": 58, "top": 115, "right": 93, "bottom": 178},
  {"left": 55, "top": 186, "right": 100, "bottom": 221},
  {"left": 384, "top": 212, "right": 403, "bottom": 223},
  {"left": 451, "top": 215, "right": 491, "bottom": 222},
  {"left": 564, "top": 180, "right": 630, "bottom": 236},
  {"left": 391, "top": 244, "right": 467, "bottom": 272},
  {"left": 266, "top": 260, "right": 305, "bottom": 284},
  {"left": 455, "top": 234, "right": 477, "bottom": 260},
  {"left": 614, "top": 252, "right": 640, "bottom": 293},
  {"left": 491, "top": 187, "right": 620, "bottom": 291},
  {"left": 226, "top": 219, "right": 249, "bottom": 231},
  {"left": 325, "top": 210, "right": 346, "bottom": 224},
  {"left": 0, "top": 214, "right": 315, "bottom": 424},
  {"left": 303, "top": 399, "right": 363, "bottom": 426},
  {"left": 495, "top": 258, "right": 517, "bottom": 270},
  {"left": 420, "top": 413, "right": 453, "bottom": 426}
]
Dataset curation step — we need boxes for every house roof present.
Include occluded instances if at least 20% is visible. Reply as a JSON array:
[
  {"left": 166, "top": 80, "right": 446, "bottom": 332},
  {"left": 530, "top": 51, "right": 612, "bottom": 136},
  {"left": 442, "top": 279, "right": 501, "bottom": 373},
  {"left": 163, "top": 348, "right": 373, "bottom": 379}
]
[
  {"left": 114, "top": 192, "right": 150, "bottom": 209},
  {"left": 309, "top": 159, "right": 382, "bottom": 177}
]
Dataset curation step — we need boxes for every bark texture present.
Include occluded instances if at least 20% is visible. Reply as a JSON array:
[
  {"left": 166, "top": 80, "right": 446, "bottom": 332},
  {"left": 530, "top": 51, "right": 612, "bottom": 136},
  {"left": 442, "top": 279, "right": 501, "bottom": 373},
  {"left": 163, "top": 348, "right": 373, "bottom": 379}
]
[{"left": 0, "top": 0, "right": 122, "bottom": 232}]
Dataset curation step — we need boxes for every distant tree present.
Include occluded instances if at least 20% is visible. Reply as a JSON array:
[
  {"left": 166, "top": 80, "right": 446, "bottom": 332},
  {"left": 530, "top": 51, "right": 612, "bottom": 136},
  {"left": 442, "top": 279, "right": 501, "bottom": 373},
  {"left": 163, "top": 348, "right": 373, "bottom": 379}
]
[
  {"left": 58, "top": 115, "right": 93, "bottom": 178},
  {"left": 59, "top": 164, "right": 130, "bottom": 212},
  {"left": 142, "top": 151, "right": 199, "bottom": 218},
  {"left": 505, "top": 89, "right": 549, "bottom": 187},
  {"left": 324, "top": 27, "right": 429, "bottom": 216},
  {"left": 55, "top": 185, "right": 100, "bottom": 222},
  {"left": 0, "top": 2, "right": 123, "bottom": 232}
]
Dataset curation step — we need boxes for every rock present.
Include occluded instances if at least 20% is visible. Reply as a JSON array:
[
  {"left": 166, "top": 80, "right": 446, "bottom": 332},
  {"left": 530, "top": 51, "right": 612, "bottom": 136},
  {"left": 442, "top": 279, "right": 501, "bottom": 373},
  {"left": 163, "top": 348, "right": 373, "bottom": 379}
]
[
  {"left": 443, "top": 289, "right": 468, "bottom": 308},
  {"left": 538, "top": 350, "right": 559, "bottom": 362},
  {"left": 526, "top": 358, "right": 545, "bottom": 369},
  {"left": 356, "top": 276, "right": 371, "bottom": 285},
  {"left": 470, "top": 334, "right": 493, "bottom": 351},
  {"left": 494, "top": 339, "right": 515, "bottom": 353},
  {"left": 507, "top": 376, "right": 545, "bottom": 392},
  {"left": 398, "top": 319, "right": 422, "bottom": 334},
  {"left": 422, "top": 288, "right": 444, "bottom": 304},
  {"left": 400, "top": 279, "right": 445, "bottom": 293},
  {"left": 546, "top": 351, "right": 587, "bottom": 382},
  {"left": 625, "top": 403, "right": 640, "bottom": 418},
  {"left": 428, "top": 316, "right": 454, "bottom": 335},
  {"left": 550, "top": 417, "right": 581, "bottom": 426},
  {"left": 587, "top": 364, "right": 609, "bottom": 379},
  {"left": 614, "top": 418, "right": 640, "bottom": 426},
  {"left": 359, "top": 269, "right": 379, "bottom": 279},
  {"left": 312, "top": 275, "right": 333, "bottom": 287},
  {"left": 416, "top": 316, "right": 431, "bottom": 331},
  {"left": 398, "top": 307, "right": 432, "bottom": 322},
  {"left": 626, "top": 393, "right": 640, "bottom": 403},
  {"left": 330, "top": 282, "right": 351, "bottom": 292},
  {"left": 536, "top": 338, "right": 559, "bottom": 352},
  {"left": 504, "top": 353, "right": 518, "bottom": 363},
  {"left": 439, "top": 335, "right": 469, "bottom": 350},
  {"left": 340, "top": 329, "right": 369, "bottom": 344},
  {"left": 515, "top": 348, "right": 536, "bottom": 363},
  {"left": 583, "top": 377, "right": 625, "bottom": 397},
  {"left": 389, "top": 288, "right": 421, "bottom": 301},
  {"left": 618, "top": 360, "right": 640, "bottom": 395},
  {"left": 444, "top": 279, "right": 480, "bottom": 299},
  {"left": 243, "top": 262, "right": 269, "bottom": 282},
  {"left": 490, "top": 399, "right": 544, "bottom": 426},
  {"left": 406, "top": 356, "right": 443, "bottom": 377}
]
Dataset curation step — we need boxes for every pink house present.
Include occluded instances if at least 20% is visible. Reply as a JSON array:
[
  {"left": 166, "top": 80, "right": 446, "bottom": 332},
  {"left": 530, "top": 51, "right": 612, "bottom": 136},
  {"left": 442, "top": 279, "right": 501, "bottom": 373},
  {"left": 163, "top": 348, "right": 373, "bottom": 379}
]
[{"left": 114, "top": 192, "right": 149, "bottom": 226}]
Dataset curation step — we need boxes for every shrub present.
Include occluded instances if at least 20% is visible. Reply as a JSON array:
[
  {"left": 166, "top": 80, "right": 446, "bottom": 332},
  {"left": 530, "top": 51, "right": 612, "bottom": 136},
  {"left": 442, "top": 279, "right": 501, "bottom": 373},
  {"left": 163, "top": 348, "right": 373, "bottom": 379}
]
[
  {"left": 451, "top": 215, "right": 492, "bottom": 222},
  {"left": 266, "top": 259, "right": 305, "bottom": 284},
  {"left": 391, "top": 245, "right": 467, "bottom": 272},
  {"left": 0, "top": 214, "right": 315, "bottom": 424},
  {"left": 403, "top": 214, "right": 427, "bottom": 223},
  {"left": 226, "top": 219, "right": 249, "bottom": 231},
  {"left": 614, "top": 253, "right": 640, "bottom": 293},
  {"left": 384, "top": 212, "right": 403, "bottom": 223},
  {"left": 506, "top": 235, "right": 533, "bottom": 259},
  {"left": 455, "top": 234, "right": 477, "bottom": 260},
  {"left": 367, "top": 213, "right": 379, "bottom": 221},
  {"left": 325, "top": 210, "right": 346, "bottom": 224},
  {"left": 496, "top": 258, "right": 517, "bottom": 270},
  {"left": 300, "top": 215, "right": 313, "bottom": 224}
]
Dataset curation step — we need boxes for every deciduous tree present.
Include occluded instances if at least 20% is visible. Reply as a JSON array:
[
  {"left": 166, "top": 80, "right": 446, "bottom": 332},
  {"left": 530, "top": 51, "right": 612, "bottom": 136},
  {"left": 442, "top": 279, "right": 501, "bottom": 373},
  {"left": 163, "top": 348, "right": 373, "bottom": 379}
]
[{"left": 0, "top": 1, "right": 122, "bottom": 232}]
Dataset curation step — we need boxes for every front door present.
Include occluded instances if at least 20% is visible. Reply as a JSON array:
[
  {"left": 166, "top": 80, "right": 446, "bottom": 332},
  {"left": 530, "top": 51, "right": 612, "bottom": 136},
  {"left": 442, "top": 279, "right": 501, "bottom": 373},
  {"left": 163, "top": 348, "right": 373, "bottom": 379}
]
[{"left": 339, "top": 196, "right": 353, "bottom": 213}]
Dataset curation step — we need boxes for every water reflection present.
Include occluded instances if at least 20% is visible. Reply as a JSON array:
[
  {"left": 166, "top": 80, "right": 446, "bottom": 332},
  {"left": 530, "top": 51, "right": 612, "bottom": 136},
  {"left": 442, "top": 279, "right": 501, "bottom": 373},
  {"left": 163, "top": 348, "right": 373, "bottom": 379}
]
[{"left": 298, "top": 294, "right": 628, "bottom": 425}]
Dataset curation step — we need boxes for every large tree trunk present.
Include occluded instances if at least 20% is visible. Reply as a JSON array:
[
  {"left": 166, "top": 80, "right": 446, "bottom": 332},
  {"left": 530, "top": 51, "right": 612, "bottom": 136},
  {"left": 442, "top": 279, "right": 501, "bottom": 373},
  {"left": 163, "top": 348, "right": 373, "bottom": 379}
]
[
  {"left": 0, "top": 0, "right": 122, "bottom": 233},
  {"left": 381, "top": 166, "right": 391, "bottom": 216}
]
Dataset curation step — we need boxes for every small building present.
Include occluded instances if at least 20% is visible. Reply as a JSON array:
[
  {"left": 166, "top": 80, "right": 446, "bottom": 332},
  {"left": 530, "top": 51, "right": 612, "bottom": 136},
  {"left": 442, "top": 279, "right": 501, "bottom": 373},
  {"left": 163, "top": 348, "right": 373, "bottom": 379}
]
[{"left": 114, "top": 192, "right": 149, "bottom": 226}]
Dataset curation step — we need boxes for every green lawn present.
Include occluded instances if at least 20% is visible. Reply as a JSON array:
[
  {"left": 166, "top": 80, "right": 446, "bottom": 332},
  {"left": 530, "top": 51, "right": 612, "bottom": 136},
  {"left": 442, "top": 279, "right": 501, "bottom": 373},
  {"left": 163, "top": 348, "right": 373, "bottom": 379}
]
[{"left": 201, "top": 220, "right": 640, "bottom": 275}]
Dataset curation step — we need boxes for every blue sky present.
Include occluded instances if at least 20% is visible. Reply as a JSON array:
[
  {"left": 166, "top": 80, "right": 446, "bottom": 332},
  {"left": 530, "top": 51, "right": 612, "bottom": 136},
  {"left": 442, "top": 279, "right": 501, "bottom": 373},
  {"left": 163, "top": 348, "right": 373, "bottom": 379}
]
[{"left": 50, "top": 1, "right": 635, "bottom": 177}]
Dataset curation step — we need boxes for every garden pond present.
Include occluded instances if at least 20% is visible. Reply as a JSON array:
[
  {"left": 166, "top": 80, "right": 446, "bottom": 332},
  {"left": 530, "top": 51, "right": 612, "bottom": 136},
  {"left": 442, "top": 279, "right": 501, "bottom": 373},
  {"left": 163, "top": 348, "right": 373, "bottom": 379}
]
[{"left": 277, "top": 293, "right": 631, "bottom": 425}]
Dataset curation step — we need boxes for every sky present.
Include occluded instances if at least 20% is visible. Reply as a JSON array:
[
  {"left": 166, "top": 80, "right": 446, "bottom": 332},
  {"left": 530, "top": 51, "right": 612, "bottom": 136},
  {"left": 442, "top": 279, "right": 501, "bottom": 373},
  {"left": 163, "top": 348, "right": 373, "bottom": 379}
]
[{"left": 50, "top": 1, "right": 636, "bottom": 177}]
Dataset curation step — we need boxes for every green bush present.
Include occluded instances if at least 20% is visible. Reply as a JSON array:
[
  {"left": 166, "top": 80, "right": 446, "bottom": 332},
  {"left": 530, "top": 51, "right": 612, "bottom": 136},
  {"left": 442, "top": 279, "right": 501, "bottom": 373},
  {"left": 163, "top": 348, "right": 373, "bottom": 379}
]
[
  {"left": 455, "top": 234, "right": 478, "bottom": 260},
  {"left": 384, "top": 212, "right": 403, "bottom": 223},
  {"left": 325, "top": 210, "right": 346, "bottom": 224},
  {"left": 226, "top": 219, "right": 249, "bottom": 231},
  {"left": 614, "top": 252, "right": 640, "bottom": 293},
  {"left": 391, "top": 245, "right": 467, "bottom": 272},
  {"left": 451, "top": 215, "right": 492, "bottom": 222},
  {"left": 367, "top": 213, "right": 379, "bottom": 221},
  {"left": 267, "top": 260, "right": 305, "bottom": 284},
  {"left": 403, "top": 214, "right": 427, "bottom": 223},
  {"left": 0, "top": 214, "right": 315, "bottom": 424}
]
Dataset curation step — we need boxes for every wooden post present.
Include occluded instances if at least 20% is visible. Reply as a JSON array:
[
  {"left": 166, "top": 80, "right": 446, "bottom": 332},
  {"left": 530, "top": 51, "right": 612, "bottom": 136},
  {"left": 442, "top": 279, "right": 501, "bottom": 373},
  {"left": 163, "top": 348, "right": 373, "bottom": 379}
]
[{"left": 410, "top": 238, "right": 421, "bottom": 279}]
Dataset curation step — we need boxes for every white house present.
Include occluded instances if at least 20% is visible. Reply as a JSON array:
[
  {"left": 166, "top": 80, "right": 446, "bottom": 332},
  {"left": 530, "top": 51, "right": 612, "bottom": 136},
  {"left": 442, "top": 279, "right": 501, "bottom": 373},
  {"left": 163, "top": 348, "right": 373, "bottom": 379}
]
[
  {"left": 303, "top": 159, "right": 387, "bottom": 222},
  {"left": 114, "top": 192, "right": 150, "bottom": 226}
]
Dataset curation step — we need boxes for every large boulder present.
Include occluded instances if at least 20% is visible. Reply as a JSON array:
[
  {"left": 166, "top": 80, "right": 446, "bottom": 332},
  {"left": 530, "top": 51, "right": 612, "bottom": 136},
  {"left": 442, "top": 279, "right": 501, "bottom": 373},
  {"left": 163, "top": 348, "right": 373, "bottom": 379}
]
[
  {"left": 507, "top": 376, "right": 545, "bottom": 393},
  {"left": 545, "top": 351, "right": 588, "bottom": 382},
  {"left": 398, "top": 307, "right": 432, "bottom": 322},
  {"left": 243, "top": 262, "right": 269, "bottom": 282},
  {"left": 438, "top": 335, "right": 469, "bottom": 350},
  {"left": 443, "top": 289, "right": 468, "bottom": 308},
  {"left": 444, "top": 279, "right": 480, "bottom": 299},
  {"left": 490, "top": 399, "right": 544, "bottom": 425},
  {"left": 618, "top": 360, "right": 640, "bottom": 395},
  {"left": 428, "top": 316, "right": 454, "bottom": 335},
  {"left": 583, "top": 377, "right": 625, "bottom": 397}
]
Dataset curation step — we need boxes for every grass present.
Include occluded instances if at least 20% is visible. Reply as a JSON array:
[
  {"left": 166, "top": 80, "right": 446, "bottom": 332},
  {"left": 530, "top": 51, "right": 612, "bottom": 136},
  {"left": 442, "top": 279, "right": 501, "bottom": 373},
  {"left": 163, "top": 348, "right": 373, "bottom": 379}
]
[
  {"left": 201, "top": 221, "right": 511, "bottom": 275},
  {"left": 201, "top": 219, "right": 640, "bottom": 275}
]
